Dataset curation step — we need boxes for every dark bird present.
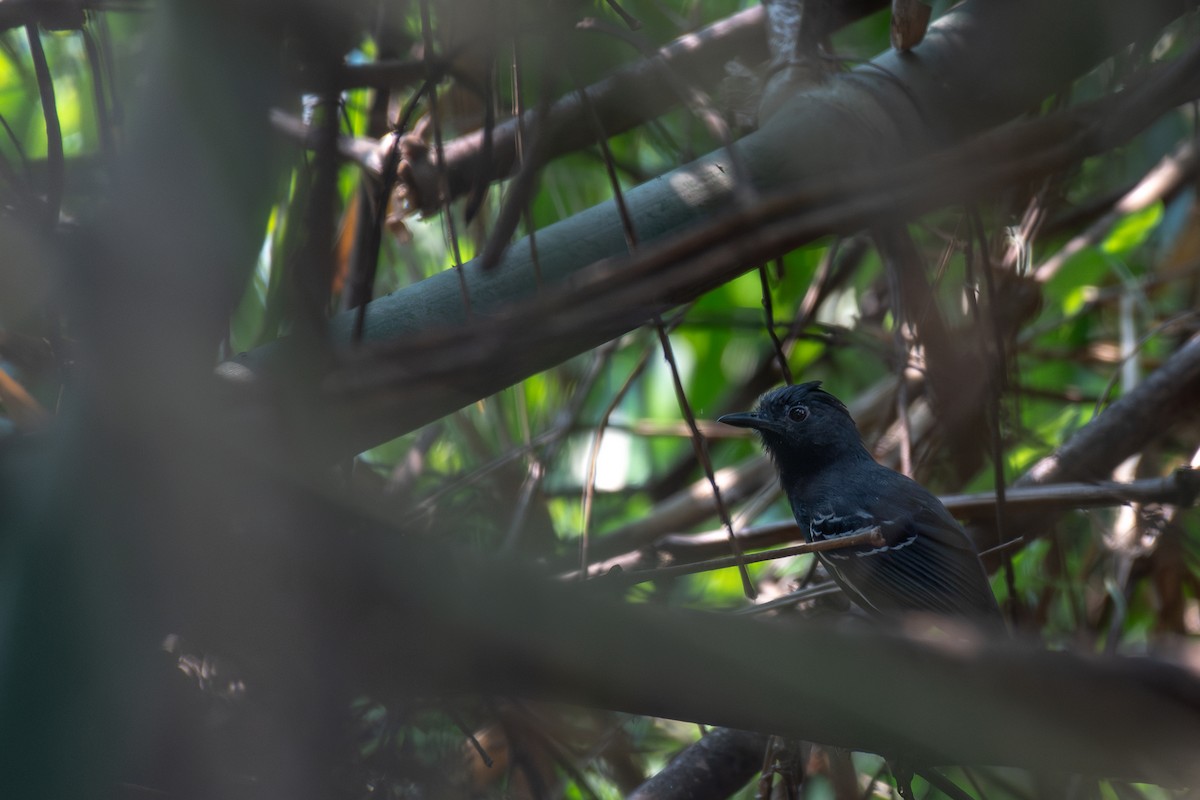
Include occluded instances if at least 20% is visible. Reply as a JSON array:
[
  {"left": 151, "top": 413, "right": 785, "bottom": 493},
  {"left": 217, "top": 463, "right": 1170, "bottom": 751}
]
[{"left": 719, "top": 382, "right": 1003, "bottom": 627}]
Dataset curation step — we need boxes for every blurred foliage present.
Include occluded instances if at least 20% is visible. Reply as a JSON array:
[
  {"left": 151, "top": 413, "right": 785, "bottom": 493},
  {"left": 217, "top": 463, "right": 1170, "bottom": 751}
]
[{"left": 2, "top": 0, "right": 1200, "bottom": 798}]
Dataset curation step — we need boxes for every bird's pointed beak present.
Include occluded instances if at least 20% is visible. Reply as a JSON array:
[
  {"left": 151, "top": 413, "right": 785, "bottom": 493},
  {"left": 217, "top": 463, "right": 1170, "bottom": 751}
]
[
  {"left": 719, "top": 411, "right": 786, "bottom": 436},
  {"left": 717, "top": 411, "right": 761, "bottom": 429}
]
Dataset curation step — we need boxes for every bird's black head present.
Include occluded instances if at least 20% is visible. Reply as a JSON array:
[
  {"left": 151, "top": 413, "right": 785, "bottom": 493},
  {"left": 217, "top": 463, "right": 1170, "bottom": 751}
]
[{"left": 718, "top": 382, "right": 869, "bottom": 476}]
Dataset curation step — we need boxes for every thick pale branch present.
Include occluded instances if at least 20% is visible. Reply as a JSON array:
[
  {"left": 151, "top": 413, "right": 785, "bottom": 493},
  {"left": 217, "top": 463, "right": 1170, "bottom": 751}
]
[{"left": 224, "top": 0, "right": 1193, "bottom": 458}]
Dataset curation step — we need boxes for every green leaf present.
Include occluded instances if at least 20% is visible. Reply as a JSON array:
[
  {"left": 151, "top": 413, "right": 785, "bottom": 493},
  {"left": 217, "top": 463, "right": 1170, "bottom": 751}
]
[{"left": 1101, "top": 202, "right": 1163, "bottom": 256}]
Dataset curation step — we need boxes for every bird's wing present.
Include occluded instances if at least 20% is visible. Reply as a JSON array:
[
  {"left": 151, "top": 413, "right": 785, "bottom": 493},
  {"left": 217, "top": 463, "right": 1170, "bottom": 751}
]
[{"left": 810, "top": 497, "right": 1001, "bottom": 622}]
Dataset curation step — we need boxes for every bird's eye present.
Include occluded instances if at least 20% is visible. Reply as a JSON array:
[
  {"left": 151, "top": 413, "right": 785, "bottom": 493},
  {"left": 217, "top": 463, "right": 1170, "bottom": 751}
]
[{"left": 788, "top": 405, "right": 809, "bottom": 422}]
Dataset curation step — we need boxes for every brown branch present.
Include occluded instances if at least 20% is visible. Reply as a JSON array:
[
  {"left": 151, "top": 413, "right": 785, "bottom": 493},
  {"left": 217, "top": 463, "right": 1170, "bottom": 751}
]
[
  {"left": 268, "top": 7, "right": 781, "bottom": 197},
  {"left": 576, "top": 471, "right": 1200, "bottom": 581},
  {"left": 1022, "top": 334, "right": 1200, "bottom": 487},
  {"left": 875, "top": 224, "right": 987, "bottom": 478},
  {"left": 0, "top": 368, "right": 50, "bottom": 430},
  {"left": 964, "top": 333, "right": 1200, "bottom": 557},
  {"left": 954, "top": 468, "right": 1200, "bottom": 518},
  {"left": 420, "top": 0, "right": 888, "bottom": 208},
  {"left": 1035, "top": 138, "right": 1200, "bottom": 281}
]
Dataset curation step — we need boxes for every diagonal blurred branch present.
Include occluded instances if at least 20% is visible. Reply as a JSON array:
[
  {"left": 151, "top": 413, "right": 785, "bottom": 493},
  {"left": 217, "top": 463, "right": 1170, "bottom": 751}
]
[{"left": 192, "top": 506, "right": 1200, "bottom": 786}]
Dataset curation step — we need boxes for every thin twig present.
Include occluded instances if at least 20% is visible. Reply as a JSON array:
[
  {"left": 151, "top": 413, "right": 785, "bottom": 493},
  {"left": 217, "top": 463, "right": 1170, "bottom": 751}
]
[
  {"left": 1035, "top": 138, "right": 1200, "bottom": 282},
  {"left": 602, "top": 0, "right": 641, "bottom": 30},
  {"left": 916, "top": 768, "right": 975, "bottom": 800},
  {"left": 578, "top": 322, "right": 679, "bottom": 576},
  {"left": 476, "top": 27, "right": 561, "bottom": 271},
  {"left": 967, "top": 207, "right": 1017, "bottom": 618},
  {"left": 81, "top": 26, "right": 116, "bottom": 162},
  {"left": 596, "top": 528, "right": 884, "bottom": 587},
  {"left": 510, "top": 40, "right": 543, "bottom": 288},
  {"left": 758, "top": 260, "right": 794, "bottom": 384},
  {"left": 654, "top": 319, "right": 760, "bottom": 599},
  {"left": 463, "top": 52, "right": 495, "bottom": 223},
  {"left": 501, "top": 340, "right": 620, "bottom": 551},
  {"left": 573, "top": 58, "right": 754, "bottom": 596},
  {"left": 573, "top": 16, "right": 754, "bottom": 202},
  {"left": 419, "top": 0, "right": 472, "bottom": 315},
  {"left": 446, "top": 709, "right": 494, "bottom": 769},
  {"left": 1092, "top": 312, "right": 1199, "bottom": 418},
  {"left": 351, "top": 116, "right": 407, "bottom": 341},
  {"left": 880, "top": 234, "right": 914, "bottom": 477},
  {"left": 734, "top": 581, "right": 843, "bottom": 615},
  {"left": 26, "top": 24, "right": 62, "bottom": 229}
]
